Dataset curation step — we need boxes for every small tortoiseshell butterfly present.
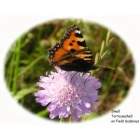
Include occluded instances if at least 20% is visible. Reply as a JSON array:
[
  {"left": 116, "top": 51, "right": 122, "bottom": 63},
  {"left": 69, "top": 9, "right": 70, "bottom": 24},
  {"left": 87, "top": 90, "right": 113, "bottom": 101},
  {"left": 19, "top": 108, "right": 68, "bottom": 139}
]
[{"left": 48, "top": 25, "right": 95, "bottom": 72}]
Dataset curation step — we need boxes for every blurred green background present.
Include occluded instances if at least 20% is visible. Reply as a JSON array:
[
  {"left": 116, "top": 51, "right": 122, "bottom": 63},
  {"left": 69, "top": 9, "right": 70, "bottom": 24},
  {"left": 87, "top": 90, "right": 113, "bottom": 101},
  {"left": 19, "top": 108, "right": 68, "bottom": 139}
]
[{"left": 4, "top": 19, "right": 135, "bottom": 121}]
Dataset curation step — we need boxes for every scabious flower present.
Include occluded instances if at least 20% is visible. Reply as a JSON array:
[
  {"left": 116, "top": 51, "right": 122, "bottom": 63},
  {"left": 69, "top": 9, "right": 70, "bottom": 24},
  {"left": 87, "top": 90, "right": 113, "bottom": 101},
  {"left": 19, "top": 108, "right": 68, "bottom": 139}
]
[{"left": 34, "top": 67, "right": 102, "bottom": 122}]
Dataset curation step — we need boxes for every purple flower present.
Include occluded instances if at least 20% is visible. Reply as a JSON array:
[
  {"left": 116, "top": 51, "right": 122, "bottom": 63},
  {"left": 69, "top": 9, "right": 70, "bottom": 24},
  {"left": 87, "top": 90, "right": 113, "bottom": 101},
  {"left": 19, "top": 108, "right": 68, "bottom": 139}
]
[{"left": 34, "top": 67, "right": 102, "bottom": 122}]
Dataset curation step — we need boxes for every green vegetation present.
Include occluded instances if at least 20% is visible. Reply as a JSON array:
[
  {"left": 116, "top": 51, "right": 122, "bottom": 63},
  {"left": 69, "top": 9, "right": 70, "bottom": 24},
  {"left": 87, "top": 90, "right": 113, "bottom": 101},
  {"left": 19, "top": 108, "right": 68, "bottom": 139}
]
[{"left": 4, "top": 19, "right": 135, "bottom": 121}]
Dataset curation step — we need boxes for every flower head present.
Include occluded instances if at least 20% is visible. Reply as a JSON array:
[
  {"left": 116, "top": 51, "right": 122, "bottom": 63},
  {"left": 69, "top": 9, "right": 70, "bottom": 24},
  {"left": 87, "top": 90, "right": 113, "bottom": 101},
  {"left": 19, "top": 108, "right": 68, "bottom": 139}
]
[{"left": 34, "top": 67, "right": 102, "bottom": 122}]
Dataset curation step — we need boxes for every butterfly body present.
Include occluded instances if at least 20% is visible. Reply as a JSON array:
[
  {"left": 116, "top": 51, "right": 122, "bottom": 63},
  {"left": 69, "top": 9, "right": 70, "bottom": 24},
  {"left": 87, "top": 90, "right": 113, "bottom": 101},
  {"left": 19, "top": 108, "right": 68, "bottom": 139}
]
[{"left": 48, "top": 25, "right": 94, "bottom": 72}]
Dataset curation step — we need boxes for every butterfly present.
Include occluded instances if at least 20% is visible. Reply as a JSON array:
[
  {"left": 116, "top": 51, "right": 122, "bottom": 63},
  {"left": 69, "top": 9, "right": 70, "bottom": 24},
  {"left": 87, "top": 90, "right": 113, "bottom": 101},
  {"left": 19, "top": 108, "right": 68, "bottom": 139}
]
[{"left": 48, "top": 25, "right": 95, "bottom": 72}]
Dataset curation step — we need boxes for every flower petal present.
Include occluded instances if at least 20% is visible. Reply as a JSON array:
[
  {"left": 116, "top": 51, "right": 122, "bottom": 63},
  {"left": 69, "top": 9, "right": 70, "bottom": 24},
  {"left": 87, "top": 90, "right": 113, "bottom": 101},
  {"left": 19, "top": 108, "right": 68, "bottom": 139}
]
[{"left": 34, "top": 66, "right": 102, "bottom": 121}]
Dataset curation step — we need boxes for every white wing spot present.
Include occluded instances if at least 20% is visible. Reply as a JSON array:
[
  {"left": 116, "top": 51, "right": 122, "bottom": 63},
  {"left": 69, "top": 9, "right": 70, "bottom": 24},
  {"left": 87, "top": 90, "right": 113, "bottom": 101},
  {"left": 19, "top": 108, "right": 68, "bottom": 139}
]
[{"left": 75, "top": 30, "right": 81, "bottom": 34}]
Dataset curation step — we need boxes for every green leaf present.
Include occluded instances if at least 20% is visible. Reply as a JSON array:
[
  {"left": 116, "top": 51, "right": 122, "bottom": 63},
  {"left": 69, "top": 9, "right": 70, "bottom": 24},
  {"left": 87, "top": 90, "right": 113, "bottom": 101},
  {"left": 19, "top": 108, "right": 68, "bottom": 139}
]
[
  {"left": 100, "top": 41, "right": 105, "bottom": 57},
  {"left": 37, "top": 109, "right": 49, "bottom": 117},
  {"left": 101, "top": 50, "right": 109, "bottom": 59},
  {"left": 14, "top": 87, "right": 38, "bottom": 100},
  {"left": 107, "top": 37, "right": 114, "bottom": 46},
  {"left": 18, "top": 55, "right": 46, "bottom": 76},
  {"left": 94, "top": 53, "right": 99, "bottom": 65},
  {"left": 106, "top": 30, "right": 111, "bottom": 45}
]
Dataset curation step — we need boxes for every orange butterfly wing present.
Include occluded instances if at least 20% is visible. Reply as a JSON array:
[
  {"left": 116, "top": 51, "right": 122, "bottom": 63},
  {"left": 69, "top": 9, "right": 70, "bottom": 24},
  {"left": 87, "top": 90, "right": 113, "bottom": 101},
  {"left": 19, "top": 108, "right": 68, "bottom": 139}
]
[{"left": 48, "top": 25, "right": 94, "bottom": 72}]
